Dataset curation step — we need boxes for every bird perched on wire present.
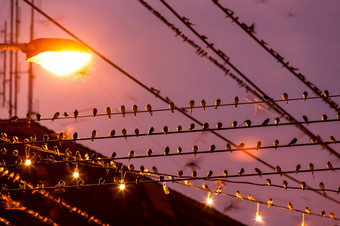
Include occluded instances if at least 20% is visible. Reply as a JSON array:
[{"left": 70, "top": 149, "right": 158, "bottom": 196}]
[
  {"left": 234, "top": 96, "right": 239, "bottom": 109},
  {"left": 134, "top": 128, "right": 139, "bottom": 137},
  {"left": 93, "top": 108, "right": 98, "bottom": 118},
  {"left": 255, "top": 168, "right": 262, "bottom": 177},
  {"left": 288, "top": 202, "right": 293, "bottom": 210},
  {"left": 162, "top": 126, "right": 169, "bottom": 135},
  {"left": 52, "top": 112, "right": 60, "bottom": 121},
  {"left": 319, "top": 182, "right": 326, "bottom": 196},
  {"left": 132, "top": 105, "right": 138, "bottom": 117},
  {"left": 207, "top": 170, "right": 213, "bottom": 178},
  {"left": 238, "top": 168, "right": 245, "bottom": 176},
  {"left": 146, "top": 149, "right": 153, "bottom": 157},
  {"left": 189, "top": 123, "right": 195, "bottom": 132},
  {"left": 300, "top": 181, "right": 306, "bottom": 190},
  {"left": 326, "top": 161, "right": 334, "bottom": 171},
  {"left": 122, "top": 129, "right": 128, "bottom": 140},
  {"left": 282, "top": 180, "right": 288, "bottom": 189},
  {"left": 176, "top": 125, "right": 182, "bottom": 132},
  {"left": 202, "top": 122, "right": 209, "bottom": 131},
  {"left": 36, "top": 113, "right": 42, "bottom": 121},
  {"left": 226, "top": 143, "right": 232, "bottom": 153},
  {"left": 282, "top": 93, "right": 289, "bottom": 104},
  {"left": 256, "top": 141, "right": 262, "bottom": 151},
  {"left": 308, "top": 163, "right": 314, "bottom": 178},
  {"left": 147, "top": 127, "right": 154, "bottom": 135},
  {"left": 244, "top": 119, "right": 251, "bottom": 127},
  {"left": 302, "top": 115, "right": 309, "bottom": 124},
  {"left": 273, "top": 139, "right": 279, "bottom": 150},
  {"left": 177, "top": 147, "right": 182, "bottom": 154},
  {"left": 215, "top": 99, "right": 221, "bottom": 110},
  {"left": 266, "top": 178, "right": 271, "bottom": 186},
  {"left": 295, "top": 164, "right": 301, "bottom": 174},
  {"left": 189, "top": 100, "right": 195, "bottom": 114},
  {"left": 169, "top": 102, "right": 175, "bottom": 113},
  {"left": 119, "top": 105, "right": 126, "bottom": 118},
  {"left": 164, "top": 146, "right": 170, "bottom": 156},
  {"left": 288, "top": 138, "right": 297, "bottom": 146},
  {"left": 323, "top": 90, "right": 329, "bottom": 99},
  {"left": 303, "top": 91, "right": 308, "bottom": 100},
  {"left": 232, "top": 121, "right": 237, "bottom": 128},
  {"left": 209, "top": 144, "right": 216, "bottom": 152},
  {"left": 192, "top": 145, "right": 199, "bottom": 157},
  {"left": 200, "top": 99, "right": 207, "bottom": 111},
  {"left": 109, "top": 129, "right": 115, "bottom": 137},
  {"left": 106, "top": 107, "right": 112, "bottom": 119},
  {"left": 223, "top": 169, "right": 228, "bottom": 177},
  {"left": 91, "top": 130, "right": 97, "bottom": 141},
  {"left": 275, "top": 166, "right": 282, "bottom": 176},
  {"left": 192, "top": 170, "right": 197, "bottom": 178},
  {"left": 145, "top": 104, "right": 152, "bottom": 116},
  {"left": 74, "top": 109, "right": 79, "bottom": 120},
  {"left": 321, "top": 114, "right": 328, "bottom": 121},
  {"left": 262, "top": 118, "right": 270, "bottom": 126},
  {"left": 216, "top": 122, "right": 223, "bottom": 129},
  {"left": 128, "top": 150, "right": 134, "bottom": 161},
  {"left": 274, "top": 117, "right": 280, "bottom": 126}
]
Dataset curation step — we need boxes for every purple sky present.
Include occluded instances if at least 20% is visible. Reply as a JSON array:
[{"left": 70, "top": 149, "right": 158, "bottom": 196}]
[{"left": 1, "top": 0, "right": 340, "bottom": 225}]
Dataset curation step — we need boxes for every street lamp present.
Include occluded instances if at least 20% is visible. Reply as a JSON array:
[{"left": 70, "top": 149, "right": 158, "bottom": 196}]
[{"left": 0, "top": 38, "right": 91, "bottom": 76}]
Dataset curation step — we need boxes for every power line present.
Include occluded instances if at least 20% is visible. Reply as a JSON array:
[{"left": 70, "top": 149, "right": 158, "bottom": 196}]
[{"left": 210, "top": 0, "right": 340, "bottom": 113}]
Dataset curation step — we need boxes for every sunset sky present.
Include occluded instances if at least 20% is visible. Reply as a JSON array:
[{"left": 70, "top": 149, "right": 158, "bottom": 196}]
[{"left": 0, "top": 0, "right": 340, "bottom": 225}]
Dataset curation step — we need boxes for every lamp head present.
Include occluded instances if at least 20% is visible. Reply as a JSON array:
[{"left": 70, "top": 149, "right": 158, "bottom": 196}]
[{"left": 23, "top": 38, "right": 91, "bottom": 76}]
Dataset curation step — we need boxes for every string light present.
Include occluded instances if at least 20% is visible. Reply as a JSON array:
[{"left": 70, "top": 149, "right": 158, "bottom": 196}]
[
  {"left": 256, "top": 202, "right": 262, "bottom": 222},
  {"left": 73, "top": 164, "right": 80, "bottom": 179},
  {"left": 206, "top": 192, "right": 213, "bottom": 206},
  {"left": 301, "top": 213, "right": 306, "bottom": 226},
  {"left": 119, "top": 181, "right": 126, "bottom": 190},
  {"left": 25, "top": 158, "right": 31, "bottom": 166}
]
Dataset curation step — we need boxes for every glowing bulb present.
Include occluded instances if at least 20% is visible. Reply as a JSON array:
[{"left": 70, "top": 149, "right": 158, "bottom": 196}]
[
  {"left": 206, "top": 192, "right": 213, "bottom": 206},
  {"left": 119, "top": 180, "right": 126, "bottom": 190},
  {"left": 25, "top": 159, "right": 31, "bottom": 166},
  {"left": 256, "top": 202, "right": 262, "bottom": 222},
  {"left": 301, "top": 213, "right": 305, "bottom": 226},
  {"left": 27, "top": 51, "right": 91, "bottom": 76},
  {"left": 73, "top": 167, "right": 79, "bottom": 178}
]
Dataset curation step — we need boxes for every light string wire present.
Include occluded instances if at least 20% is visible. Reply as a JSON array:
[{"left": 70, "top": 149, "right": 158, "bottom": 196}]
[
  {"left": 0, "top": 193, "right": 59, "bottom": 225},
  {"left": 0, "top": 167, "right": 108, "bottom": 225},
  {"left": 2, "top": 94, "right": 340, "bottom": 124},
  {"left": 0, "top": 216, "right": 13, "bottom": 226},
  {"left": 155, "top": 0, "right": 340, "bottom": 159},
  {"left": 0, "top": 165, "right": 338, "bottom": 221},
  {"left": 21, "top": 0, "right": 340, "bottom": 206},
  {"left": 1, "top": 117, "right": 339, "bottom": 145},
  {"left": 210, "top": 0, "right": 340, "bottom": 112}
]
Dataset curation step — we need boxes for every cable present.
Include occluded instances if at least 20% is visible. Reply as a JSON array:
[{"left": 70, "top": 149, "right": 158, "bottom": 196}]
[
  {"left": 210, "top": 0, "right": 340, "bottom": 113},
  {"left": 21, "top": 0, "right": 340, "bottom": 205}
]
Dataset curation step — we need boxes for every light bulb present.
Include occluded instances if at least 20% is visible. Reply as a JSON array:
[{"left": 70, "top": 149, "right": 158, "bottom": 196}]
[
  {"left": 206, "top": 192, "right": 213, "bottom": 206},
  {"left": 25, "top": 159, "right": 31, "bottom": 166},
  {"left": 119, "top": 182, "right": 126, "bottom": 190},
  {"left": 256, "top": 211, "right": 262, "bottom": 222},
  {"left": 73, "top": 167, "right": 79, "bottom": 178}
]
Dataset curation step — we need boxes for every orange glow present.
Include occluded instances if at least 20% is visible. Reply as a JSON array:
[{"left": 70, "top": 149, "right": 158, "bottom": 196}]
[
  {"left": 27, "top": 51, "right": 91, "bottom": 76},
  {"left": 206, "top": 192, "right": 213, "bottom": 206},
  {"left": 119, "top": 183, "right": 126, "bottom": 190},
  {"left": 25, "top": 159, "right": 31, "bottom": 166}
]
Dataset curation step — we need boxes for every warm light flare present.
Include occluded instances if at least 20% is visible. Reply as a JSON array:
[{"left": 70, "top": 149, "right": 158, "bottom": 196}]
[
  {"left": 206, "top": 192, "right": 213, "bottom": 206},
  {"left": 73, "top": 166, "right": 80, "bottom": 179},
  {"left": 119, "top": 182, "right": 126, "bottom": 190},
  {"left": 256, "top": 202, "right": 262, "bottom": 223},
  {"left": 27, "top": 51, "right": 91, "bottom": 76},
  {"left": 25, "top": 159, "right": 31, "bottom": 166}
]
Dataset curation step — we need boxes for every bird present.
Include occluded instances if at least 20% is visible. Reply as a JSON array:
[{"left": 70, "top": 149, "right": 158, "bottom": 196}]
[
  {"left": 232, "top": 121, "right": 237, "bottom": 128},
  {"left": 189, "top": 123, "right": 195, "bottom": 132},
  {"left": 215, "top": 99, "right": 221, "bottom": 110},
  {"left": 207, "top": 170, "right": 213, "bottom": 178},
  {"left": 145, "top": 104, "right": 152, "bottom": 116},
  {"left": 262, "top": 118, "right": 270, "bottom": 126},
  {"left": 235, "top": 191, "right": 243, "bottom": 200},
  {"left": 223, "top": 170, "right": 228, "bottom": 177},
  {"left": 238, "top": 143, "right": 245, "bottom": 149},
  {"left": 256, "top": 141, "right": 262, "bottom": 151},
  {"left": 238, "top": 168, "right": 245, "bottom": 176},
  {"left": 128, "top": 164, "right": 135, "bottom": 171},
  {"left": 152, "top": 166, "right": 159, "bottom": 174},
  {"left": 319, "top": 182, "right": 326, "bottom": 196},
  {"left": 308, "top": 163, "right": 314, "bottom": 178},
  {"left": 234, "top": 96, "right": 239, "bottom": 109},
  {"left": 275, "top": 166, "right": 282, "bottom": 176},
  {"left": 128, "top": 150, "right": 135, "bottom": 161},
  {"left": 288, "top": 138, "right": 297, "bottom": 146},
  {"left": 189, "top": 100, "right": 195, "bottom": 114},
  {"left": 132, "top": 105, "right": 138, "bottom": 117},
  {"left": 52, "top": 112, "right": 60, "bottom": 121},
  {"left": 147, "top": 127, "right": 154, "bottom": 135},
  {"left": 302, "top": 115, "right": 309, "bottom": 124},
  {"left": 288, "top": 202, "right": 293, "bottom": 210},
  {"left": 321, "top": 114, "right": 328, "bottom": 121},
  {"left": 330, "top": 212, "right": 336, "bottom": 219},
  {"left": 162, "top": 126, "right": 169, "bottom": 135},
  {"left": 106, "top": 107, "right": 112, "bottom": 119},
  {"left": 263, "top": 95, "right": 273, "bottom": 102},
  {"left": 303, "top": 91, "right": 308, "bottom": 100},
  {"left": 36, "top": 113, "right": 41, "bottom": 121},
  {"left": 119, "top": 105, "right": 126, "bottom": 118},
  {"left": 202, "top": 122, "right": 209, "bottom": 131},
  {"left": 146, "top": 149, "right": 153, "bottom": 157},
  {"left": 177, "top": 170, "right": 184, "bottom": 177},
  {"left": 109, "top": 129, "right": 116, "bottom": 137},
  {"left": 139, "top": 165, "right": 145, "bottom": 174},
  {"left": 326, "top": 161, "right": 334, "bottom": 171},
  {"left": 244, "top": 119, "right": 251, "bottom": 127},
  {"left": 169, "top": 102, "right": 175, "bottom": 113},
  {"left": 329, "top": 136, "right": 336, "bottom": 142},
  {"left": 134, "top": 128, "right": 140, "bottom": 137},
  {"left": 164, "top": 146, "right": 170, "bottom": 156},
  {"left": 200, "top": 99, "right": 206, "bottom": 111},
  {"left": 74, "top": 110, "right": 79, "bottom": 120},
  {"left": 320, "top": 211, "right": 326, "bottom": 217},
  {"left": 92, "top": 108, "right": 98, "bottom": 118},
  {"left": 216, "top": 122, "right": 223, "bottom": 129},
  {"left": 43, "top": 134, "right": 49, "bottom": 143},
  {"left": 122, "top": 129, "right": 128, "bottom": 139},
  {"left": 300, "top": 181, "right": 306, "bottom": 190},
  {"left": 111, "top": 152, "right": 116, "bottom": 160},
  {"left": 91, "top": 130, "right": 97, "bottom": 141},
  {"left": 337, "top": 112, "right": 340, "bottom": 120},
  {"left": 266, "top": 178, "right": 271, "bottom": 186},
  {"left": 274, "top": 117, "right": 280, "bottom": 126},
  {"left": 305, "top": 207, "right": 312, "bottom": 214},
  {"left": 267, "top": 198, "right": 273, "bottom": 208},
  {"left": 226, "top": 143, "right": 232, "bottom": 153},
  {"left": 177, "top": 147, "right": 182, "bottom": 154},
  {"left": 255, "top": 168, "right": 262, "bottom": 177},
  {"left": 209, "top": 144, "right": 216, "bottom": 152},
  {"left": 282, "top": 180, "right": 288, "bottom": 189},
  {"left": 282, "top": 93, "right": 288, "bottom": 104},
  {"left": 295, "top": 164, "right": 301, "bottom": 174},
  {"left": 273, "top": 139, "right": 279, "bottom": 150},
  {"left": 192, "top": 170, "right": 197, "bottom": 178},
  {"left": 192, "top": 145, "right": 199, "bottom": 157},
  {"left": 26, "top": 113, "right": 32, "bottom": 126},
  {"left": 323, "top": 90, "right": 329, "bottom": 99},
  {"left": 177, "top": 125, "right": 183, "bottom": 132}
]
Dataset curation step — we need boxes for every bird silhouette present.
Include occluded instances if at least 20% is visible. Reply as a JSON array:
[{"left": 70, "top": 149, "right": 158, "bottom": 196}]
[
  {"left": 323, "top": 90, "right": 329, "bottom": 99},
  {"left": 267, "top": 198, "right": 273, "bottom": 208},
  {"left": 145, "top": 104, "right": 152, "bottom": 116},
  {"left": 244, "top": 119, "right": 251, "bottom": 127},
  {"left": 305, "top": 207, "right": 312, "bottom": 214},
  {"left": 146, "top": 149, "right": 152, "bottom": 157},
  {"left": 147, "top": 127, "right": 154, "bottom": 135},
  {"left": 235, "top": 191, "right": 243, "bottom": 200},
  {"left": 256, "top": 141, "right": 262, "bottom": 151},
  {"left": 164, "top": 146, "right": 170, "bottom": 156},
  {"left": 200, "top": 99, "right": 206, "bottom": 111},
  {"left": 216, "top": 122, "right": 223, "bottom": 129},
  {"left": 207, "top": 170, "right": 213, "bottom": 178},
  {"left": 223, "top": 169, "right": 228, "bottom": 177},
  {"left": 119, "top": 105, "right": 126, "bottom": 118},
  {"left": 282, "top": 180, "right": 288, "bottom": 189},
  {"left": 274, "top": 117, "right": 280, "bottom": 126},
  {"left": 52, "top": 112, "right": 60, "bottom": 121},
  {"left": 288, "top": 202, "right": 293, "bottom": 210},
  {"left": 177, "top": 125, "right": 183, "bottom": 132},
  {"left": 122, "top": 129, "right": 128, "bottom": 139},
  {"left": 132, "top": 105, "right": 138, "bottom": 117},
  {"left": 263, "top": 95, "right": 273, "bottom": 102},
  {"left": 319, "top": 182, "right": 326, "bottom": 196},
  {"left": 91, "top": 130, "right": 97, "bottom": 141},
  {"left": 326, "top": 161, "right": 334, "bottom": 171},
  {"left": 192, "top": 145, "right": 199, "bottom": 157},
  {"left": 282, "top": 93, "right": 288, "bottom": 104},
  {"left": 169, "top": 102, "right": 175, "bottom": 113},
  {"left": 111, "top": 152, "right": 116, "bottom": 160},
  {"left": 262, "top": 118, "right": 270, "bottom": 126},
  {"left": 232, "top": 121, "right": 237, "bottom": 128},
  {"left": 234, "top": 96, "right": 239, "bottom": 109},
  {"left": 106, "top": 107, "right": 112, "bottom": 119},
  {"left": 36, "top": 113, "right": 41, "bottom": 121},
  {"left": 128, "top": 150, "right": 135, "bottom": 161},
  {"left": 302, "top": 115, "right": 309, "bottom": 124},
  {"left": 74, "top": 110, "right": 79, "bottom": 120},
  {"left": 177, "top": 170, "right": 184, "bottom": 177},
  {"left": 238, "top": 168, "right": 245, "bottom": 176},
  {"left": 93, "top": 108, "right": 98, "bottom": 118},
  {"left": 192, "top": 170, "right": 197, "bottom": 178},
  {"left": 329, "top": 136, "right": 336, "bottom": 142},
  {"left": 134, "top": 128, "right": 139, "bottom": 137},
  {"left": 321, "top": 114, "right": 328, "bottom": 121},
  {"left": 302, "top": 91, "right": 308, "bottom": 100},
  {"left": 226, "top": 143, "right": 232, "bottom": 153},
  {"left": 273, "top": 139, "right": 279, "bottom": 150},
  {"left": 109, "top": 129, "right": 116, "bottom": 137},
  {"left": 300, "top": 181, "right": 306, "bottom": 190},
  {"left": 295, "top": 164, "right": 301, "bottom": 174},
  {"left": 255, "top": 168, "right": 262, "bottom": 177},
  {"left": 215, "top": 99, "right": 221, "bottom": 110},
  {"left": 128, "top": 164, "right": 135, "bottom": 171},
  {"left": 189, "top": 123, "right": 195, "bottom": 132},
  {"left": 308, "top": 163, "right": 314, "bottom": 178},
  {"left": 275, "top": 166, "right": 282, "bottom": 176},
  {"left": 189, "top": 100, "right": 195, "bottom": 114},
  {"left": 209, "top": 144, "right": 216, "bottom": 152},
  {"left": 266, "top": 178, "right": 271, "bottom": 186},
  {"left": 202, "top": 122, "right": 209, "bottom": 131},
  {"left": 177, "top": 147, "right": 182, "bottom": 154},
  {"left": 288, "top": 138, "right": 297, "bottom": 145},
  {"left": 162, "top": 126, "right": 169, "bottom": 135}
]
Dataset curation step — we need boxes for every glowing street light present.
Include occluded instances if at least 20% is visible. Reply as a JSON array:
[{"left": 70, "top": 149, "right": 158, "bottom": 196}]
[{"left": 0, "top": 38, "right": 91, "bottom": 76}]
